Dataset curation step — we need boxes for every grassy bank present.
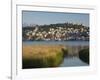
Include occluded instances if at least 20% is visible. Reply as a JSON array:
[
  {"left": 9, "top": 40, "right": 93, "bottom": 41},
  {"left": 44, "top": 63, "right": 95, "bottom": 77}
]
[
  {"left": 22, "top": 44, "right": 89, "bottom": 68},
  {"left": 22, "top": 45, "right": 65, "bottom": 68},
  {"left": 79, "top": 48, "right": 89, "bottom": 64}
]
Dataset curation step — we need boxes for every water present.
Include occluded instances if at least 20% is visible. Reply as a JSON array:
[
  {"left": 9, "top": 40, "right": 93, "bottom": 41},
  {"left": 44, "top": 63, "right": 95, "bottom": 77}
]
[
  {"left": 60, "top": 57, "right": 88, "bottom": 67},
  {"left": 23, "top": 41, "right": 89, "bottom": 67},
  {"left": 23, "top": 41, "right": 89, "bottom": 46}
]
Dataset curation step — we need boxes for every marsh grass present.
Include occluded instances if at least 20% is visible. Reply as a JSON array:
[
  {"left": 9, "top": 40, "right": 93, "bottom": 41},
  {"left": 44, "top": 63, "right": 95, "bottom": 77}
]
[
  {"left": 22, "top": 44, "right": 89, "bottom": 68},
  {"left": 22, "top": 45, "right": 65, "bottom": 68},
  {"left": 79, "top": 48, "right": 89, "bottom": 64}
]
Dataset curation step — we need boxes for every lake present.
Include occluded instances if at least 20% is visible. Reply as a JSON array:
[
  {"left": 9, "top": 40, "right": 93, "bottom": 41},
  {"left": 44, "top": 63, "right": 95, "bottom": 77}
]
[
  {"left": 23, "top": 40, "right": 89, "bottom": 46},
  {"left": 23, "top": 41, "right": 89, "bottom": 67}
]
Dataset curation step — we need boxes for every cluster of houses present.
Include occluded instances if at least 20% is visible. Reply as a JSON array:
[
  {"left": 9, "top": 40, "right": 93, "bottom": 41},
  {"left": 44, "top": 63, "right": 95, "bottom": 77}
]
[{"left": 23, "top": 26, "right": 89, "bottom": 41}]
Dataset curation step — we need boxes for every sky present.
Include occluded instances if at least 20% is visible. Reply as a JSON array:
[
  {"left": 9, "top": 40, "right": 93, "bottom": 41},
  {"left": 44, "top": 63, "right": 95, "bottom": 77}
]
[{"left": 22, "top": 11, "right": 89, "bottom": 27}]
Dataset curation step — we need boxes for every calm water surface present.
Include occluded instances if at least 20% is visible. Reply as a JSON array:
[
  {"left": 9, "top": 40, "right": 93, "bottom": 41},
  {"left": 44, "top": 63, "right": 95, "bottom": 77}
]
[
  {"left": 23, "top": 41, "right": 89, "bottom": 46},
  {"left": 23, "top": 41, "right": 89, "bottom": 67}
]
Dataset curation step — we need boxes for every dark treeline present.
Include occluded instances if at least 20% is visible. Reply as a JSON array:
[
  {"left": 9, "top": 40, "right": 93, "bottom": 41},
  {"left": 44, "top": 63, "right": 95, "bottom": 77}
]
[{"left": 23, "top": 22, "right": 88, "bottom": 30}]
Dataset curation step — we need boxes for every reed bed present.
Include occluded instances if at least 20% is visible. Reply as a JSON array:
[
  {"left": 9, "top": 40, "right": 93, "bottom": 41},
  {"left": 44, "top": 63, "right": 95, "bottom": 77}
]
[
  {"left": 79, "top": 48, "right": 89, "bottom": 64},
  {"left": 22, "top": 45, "right": 65, "bottom": 68},
  {"left": 22, "top": 44, "right": 89, "bottom": 68}
]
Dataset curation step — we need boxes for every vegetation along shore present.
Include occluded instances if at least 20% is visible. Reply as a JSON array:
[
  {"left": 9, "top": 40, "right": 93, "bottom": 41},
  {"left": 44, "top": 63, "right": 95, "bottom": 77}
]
[{"left": 22, "top": 44, "right": 89, "bottom": 69}]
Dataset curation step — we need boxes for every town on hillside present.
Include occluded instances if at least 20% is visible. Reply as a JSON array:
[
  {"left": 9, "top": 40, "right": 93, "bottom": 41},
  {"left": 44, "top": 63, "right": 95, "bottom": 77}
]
[{"left": 22, "top": 23, "right": 89, "bottom": 41}]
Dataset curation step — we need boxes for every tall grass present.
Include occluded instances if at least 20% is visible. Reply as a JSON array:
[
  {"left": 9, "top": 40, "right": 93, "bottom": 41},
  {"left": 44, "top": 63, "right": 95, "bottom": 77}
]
[
  {"left": 22, "top": 45, "right": 65, "bottom": 68},
  {"left": 22, "top": 44, "right": 89, "bottom": 68},
  {"left": 79, "top": 48, "right": 89, "bottom": 64}
]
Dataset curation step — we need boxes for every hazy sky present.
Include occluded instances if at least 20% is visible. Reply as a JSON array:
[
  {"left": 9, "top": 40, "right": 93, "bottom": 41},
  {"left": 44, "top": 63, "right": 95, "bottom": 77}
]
[{"left": 22, "top": 11, "right": 89, "bottom": 27}]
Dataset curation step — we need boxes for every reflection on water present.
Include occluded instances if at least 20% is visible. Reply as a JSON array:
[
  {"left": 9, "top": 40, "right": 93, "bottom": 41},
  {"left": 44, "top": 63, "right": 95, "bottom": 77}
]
[
  {"left": 60, "top": 57, "right": 88, "bottom": 67},
  {"left": 23, "top": 41, "right": 89, "bottom": 67},
  {"left": 65, "top": 45, "right": 88, "bottom": 57}
]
